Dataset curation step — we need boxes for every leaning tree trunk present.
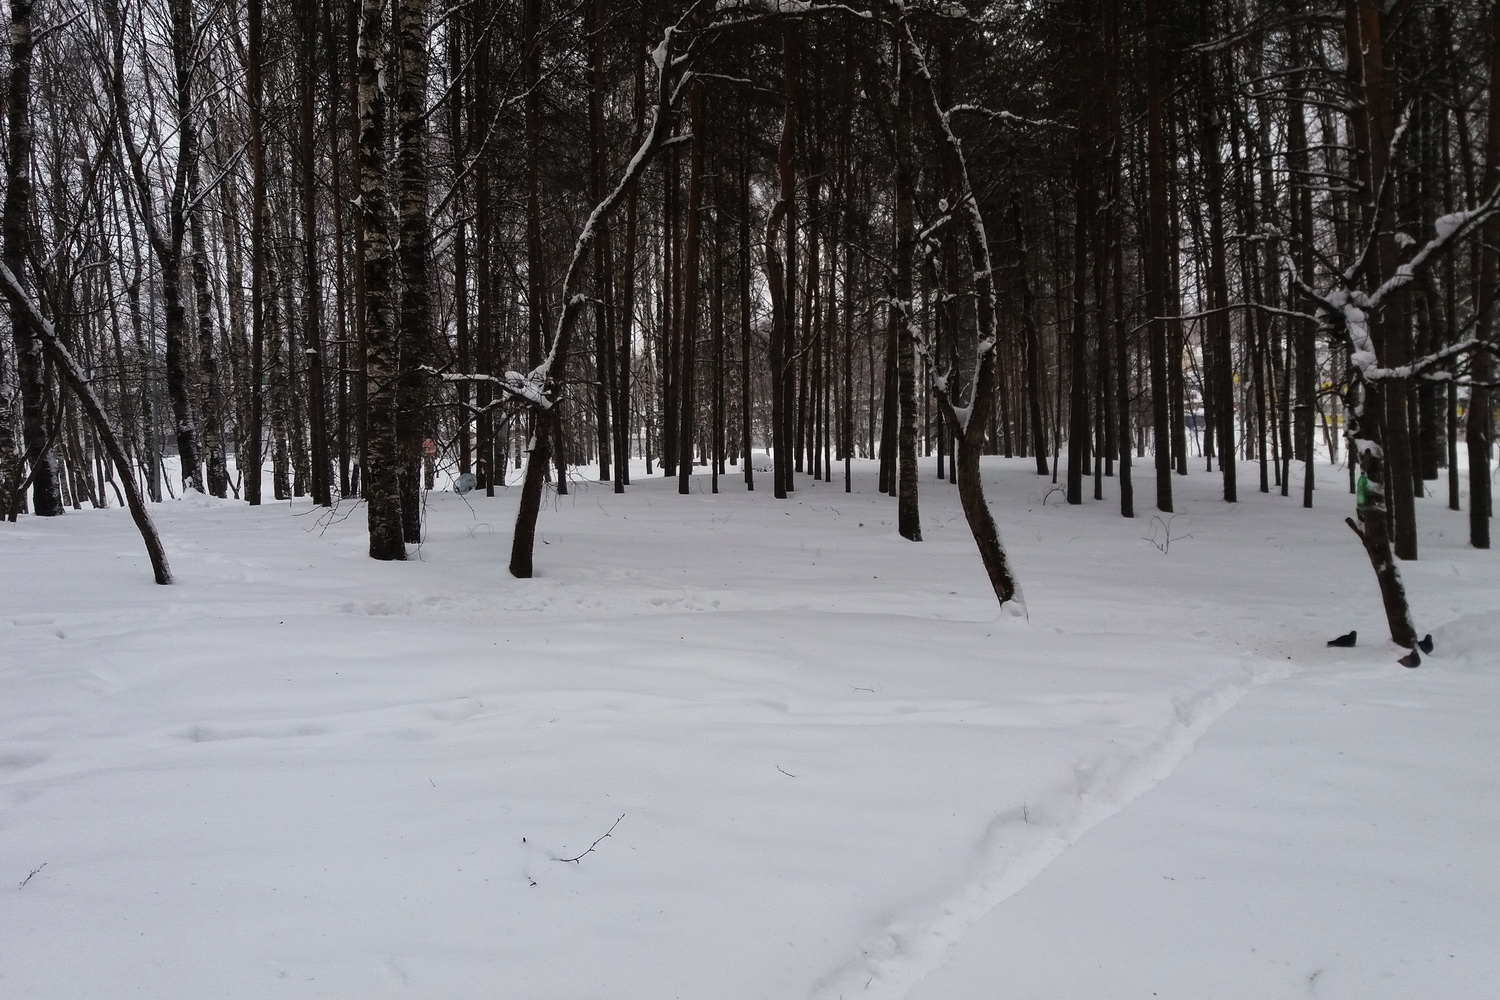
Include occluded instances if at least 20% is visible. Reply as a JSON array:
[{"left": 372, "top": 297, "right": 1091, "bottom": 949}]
[
  {"left": 1344, "top": 378, "right": 1417, "bottom": 648},
  {"left": 0, "top": 263, "right": 171, "bottom": 583},
  {"left": 509, "top": 15, "right": 689, "bottom": 578},
  {"left": 938, "top": 350, "right": 1020, "bottom": 607},
  {"left": 896, "top": 2, "right": 1019, "bottom": 607}
]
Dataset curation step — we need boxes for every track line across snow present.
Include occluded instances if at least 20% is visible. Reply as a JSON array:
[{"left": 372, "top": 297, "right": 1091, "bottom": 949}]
[{"left": 808, "top": 654, "right": 1295, "bottom": 1000}]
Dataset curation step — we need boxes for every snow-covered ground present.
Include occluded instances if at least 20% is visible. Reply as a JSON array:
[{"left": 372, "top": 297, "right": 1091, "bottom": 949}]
[{"left": 2, "top": 455, "right": 1496, "bottom": 999}]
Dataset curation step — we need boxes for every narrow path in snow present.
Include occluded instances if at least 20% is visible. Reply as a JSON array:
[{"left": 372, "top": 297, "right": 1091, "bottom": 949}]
[
  {"left": 808, "top": 652, "right": 1294, "bottom": 1000},
  {"left": 897, "top": 628, "right": 1500, "bottom": 1000}
]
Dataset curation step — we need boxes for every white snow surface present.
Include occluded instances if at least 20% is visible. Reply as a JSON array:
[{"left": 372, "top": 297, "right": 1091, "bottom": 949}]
[{"left": 2, "top": 456, "right": 1497, "bottom": 999}]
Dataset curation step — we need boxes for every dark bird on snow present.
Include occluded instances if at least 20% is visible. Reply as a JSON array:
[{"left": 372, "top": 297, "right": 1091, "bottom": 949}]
[
  {"left": 1327, "top": 630, "right": 1357, "bottom": 648},
  {"left": 1418, "top": 634, "right": 1434, "bottom": 654},
  {"left": 1399, "top": 647, "right": 1422, "bottom": 668}
]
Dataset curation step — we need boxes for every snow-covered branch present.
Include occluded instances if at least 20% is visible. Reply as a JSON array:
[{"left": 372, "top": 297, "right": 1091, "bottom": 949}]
[
  {"left": 1368, "top": 198, "right": 1500, "bottom": 308},
  {"left": 526, "top": 13, "right": 698, "bottom": 396},
  {"left": 948, "top": 104, "right": 1066, "bottom": 130}
]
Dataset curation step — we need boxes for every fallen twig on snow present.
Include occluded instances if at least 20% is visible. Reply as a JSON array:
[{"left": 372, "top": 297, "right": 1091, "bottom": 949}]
[{"left": 556, "top": 814, "right": 624, "bottom": 864}]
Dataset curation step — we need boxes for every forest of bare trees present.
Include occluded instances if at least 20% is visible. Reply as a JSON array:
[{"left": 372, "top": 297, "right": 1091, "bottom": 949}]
[{"left": 2, "top": 0, "right": 1498, "bottom": 645}]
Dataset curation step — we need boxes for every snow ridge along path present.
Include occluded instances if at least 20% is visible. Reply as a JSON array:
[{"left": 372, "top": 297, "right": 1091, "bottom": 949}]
[{"left": 809, "top": 653, "right": 1292, "bottom": 1000}]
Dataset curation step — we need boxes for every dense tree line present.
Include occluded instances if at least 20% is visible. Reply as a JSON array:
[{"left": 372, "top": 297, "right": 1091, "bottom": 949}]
[{"left": 1, "top": 0, "right": 1498, "bottom": 643}]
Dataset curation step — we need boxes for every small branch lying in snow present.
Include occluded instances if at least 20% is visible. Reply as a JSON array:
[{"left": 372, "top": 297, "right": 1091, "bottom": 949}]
[
  {"left": 18, "top": 863, "right": 46, "bottom": 888},
  {"left": 776, "top": 765, "right": 796, "bottom": 777},
  {"left": 1144, "top": 514, "right": 1193, "bottom": 554},
  {"left": 556, "top": 814, "right": 624, "bottom": 864}
]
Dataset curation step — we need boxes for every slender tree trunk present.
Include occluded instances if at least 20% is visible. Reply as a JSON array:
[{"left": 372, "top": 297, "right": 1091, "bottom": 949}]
[
  {"left": 740, "top": 122, "right": 755, "bottom": 491},
  {"left": 678, "top": 81, "right": 704, "bottom": 495},
  {"left": 1010, "top": 199, "right": 1050, "bottom": 476},
  {"left": 3, "top": 0, "right": 62, "bottom": 516},
  {"left": 616, "top": 5, "right": 647, "bottom": 493},
  {"left": 1143, "top": 0, "right": 1174, "bottom": 513},
  {"left": 1468, "top": 0, "right": 1500, "bottom": 548},
  {"left": 1199, "top": 40, "right": 1236, "bottom": 503},
  {"left": 522, "top": 0, "right": 555, "bottom": 497},
  {"left": 510, "top": 18, "right": 686, "bottom": 577},
  {"left": 188, "top": 150, "right": 229, "bottom": 500},
  {"left": 1066, "top": 2, "right": 1096, "bottom": 506},
  {"left": 246, "top": 0, "right": 267, "bottom": 504},
  {"left": 589, "top": 0, "right": 614, "bottom": 486},
  {"left": 300, "top": 1, "right": 331, "bottom": 507},
  {"left": 892, "top": 37, "right": 920, "bottom": 541},
  {"left": 766, "top": 28, "right": 798, "bottom": 500},
  {"left": 1286, "top": 27, "right": 1316, "bottom": 509},
  {"left": 1, "top": 263, "right": 171, "bottom": 582}
]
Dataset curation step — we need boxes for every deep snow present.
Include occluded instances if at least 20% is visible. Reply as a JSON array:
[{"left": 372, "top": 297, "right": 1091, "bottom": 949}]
[{"left": 2, "top": 455, "right": 1496, "bottom": 999}]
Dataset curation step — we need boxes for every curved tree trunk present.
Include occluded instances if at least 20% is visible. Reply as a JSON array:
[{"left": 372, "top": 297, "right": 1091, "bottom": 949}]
[{"left": 1, "top": 263, "right": 171, "bottom": 583}]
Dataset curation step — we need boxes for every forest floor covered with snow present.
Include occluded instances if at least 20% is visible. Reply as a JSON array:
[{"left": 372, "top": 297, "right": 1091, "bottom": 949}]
[{"left": 2, "top": 455, "right": 1497, "bottom": 999}]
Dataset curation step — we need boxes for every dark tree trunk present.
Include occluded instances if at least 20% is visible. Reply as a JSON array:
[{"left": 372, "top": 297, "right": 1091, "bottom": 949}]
[
  {"left": 3, "top": 0, "right": 63, "bottom": 517},
  {"left": 589, "top": 0, "right": 614, "bottom": 486},
  {"left": 358, "top": 0, "right": 404, "bottom": 560},
  {"left": 246, "top": 0, "right": 267, "bottom": 505},
  {"left": 766, "top": 28, "right": 798, "bottom": 501},
  {"left": 1468, "top": 0, "right": 1500, "bottom": 548},
  {"left": 395, "top": 0, "right": 433, "bottom": 542},
  {"left": 616, "top": 5, "right": 647, "bottom": 494},
  {"left": 892, "top": 37, "right": 920, "bottom": 541},
  {"left": 1011, "top": 199, "right": 1050, "bottom": 477},
  {"left": 299, "top": 0, "right": 331, "bottom": 507},
  {"left": 1066, "top": 2, "right": 1096, "bottom": 506},
  {"left": 188, "top": 163, "right": 229, "bottom": 500},
  {"left": 1143, "top": 0, "right": 1174, "bottom": 513},
  {"left": 1, "top": 264, "right": 171, "bottom": 583},
  {"left": 1199, "top": 40, "right": 1236, "bottom": 503},
  {"left": 678, "top": 81, "right": 704, "bottom": 495},
  {"left": 739, "top": 122, "right": 755, "bottom": 491}
]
